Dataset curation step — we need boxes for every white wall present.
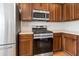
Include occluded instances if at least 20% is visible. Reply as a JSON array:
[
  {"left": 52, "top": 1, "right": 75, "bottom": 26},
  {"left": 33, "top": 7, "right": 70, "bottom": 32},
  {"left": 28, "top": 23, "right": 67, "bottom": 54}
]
[
  {"left": 21, "top": 20, "right": 79, "bottom": 32},
  {"left": 62, "top": 20, "right": 79, "bottom": 32},
  {"left": 21, "top": 21, "right": 63, "bottom": 32}
]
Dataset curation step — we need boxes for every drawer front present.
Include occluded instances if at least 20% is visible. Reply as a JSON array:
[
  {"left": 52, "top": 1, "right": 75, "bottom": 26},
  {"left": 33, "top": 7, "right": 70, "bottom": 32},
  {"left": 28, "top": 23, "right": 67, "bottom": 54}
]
[
  {"left": 19, "top": 34, "right": 33, "bottom": 39},
  {"left": 63, "top": 33, "right": 77, "bottom": 39},
  {"left": 54, "top": 33, "right": 62, "bottom": 36}
]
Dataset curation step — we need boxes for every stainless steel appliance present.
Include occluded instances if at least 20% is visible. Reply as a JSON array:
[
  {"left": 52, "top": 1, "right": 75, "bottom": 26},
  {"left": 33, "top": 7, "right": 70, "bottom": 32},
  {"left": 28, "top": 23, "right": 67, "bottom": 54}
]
[
  {"left": 32, "top": 26, "right": 53, "bottom": 56},
  {"left": 32, "top": 10, "right": 49, "bottom": 21},
  {"left": 0, "top": 3, "right": 20, "bottom": 56}
]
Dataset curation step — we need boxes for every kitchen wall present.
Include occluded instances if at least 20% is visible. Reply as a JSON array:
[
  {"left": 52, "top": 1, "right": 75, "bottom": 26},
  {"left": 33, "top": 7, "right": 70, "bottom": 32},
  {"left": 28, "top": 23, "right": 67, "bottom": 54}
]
[
  {"left": 62, "top": 20, "right": 79, "bottom": 32},
  {"left": 21, "top": 21, "right": 63, "bottom": 32},
  {"left": 21, "top": 20, "right": 79, "bottom": 32}
]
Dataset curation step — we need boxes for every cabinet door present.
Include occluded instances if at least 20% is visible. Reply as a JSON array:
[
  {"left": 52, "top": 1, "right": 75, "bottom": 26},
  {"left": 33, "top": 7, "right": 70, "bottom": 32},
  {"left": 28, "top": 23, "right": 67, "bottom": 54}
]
[
  {"left": 55, "top": 4, "right": 62, "bottom": 22},
  {"left": 63, "top": 35, "right": 77, "bottom": 56},
  {"left": 49, "top": 4, "right": 62, "bottom": 22},
  {"left": 63, "top": 4, "right": 74, "bottom": 21},
  {"left": 63, "top": 4, "right": 71, "bottom": 21},
  {"left": 20, "top": 3, "right": 32, "bottom": 21},
  {"left": 49, "top": 4, "right": 56, "bottom": 22},
  {"left": 32, "top": 3, "right": 41, "bottom": 10},
  {"left": 41, "top": 4, "right": 49, "bottom": 10},
  {"left": 74, "top": 4, "right": 79, "bottom": 19},
  {"left": 53, "top": 36, "right": 62, "bottom": 51},
  {"left": 32, "top": 3, "right": 49, "bottom": 10},
  {"left": 19, "top": 39, "right": 32, "bottom": 56}
]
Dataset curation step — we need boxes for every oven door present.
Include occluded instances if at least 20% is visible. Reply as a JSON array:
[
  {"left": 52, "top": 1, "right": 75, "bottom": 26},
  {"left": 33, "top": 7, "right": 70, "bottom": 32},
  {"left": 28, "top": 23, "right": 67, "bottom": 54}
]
[{"left": 33, "top": 38, "right": 53, "bottom": 55}]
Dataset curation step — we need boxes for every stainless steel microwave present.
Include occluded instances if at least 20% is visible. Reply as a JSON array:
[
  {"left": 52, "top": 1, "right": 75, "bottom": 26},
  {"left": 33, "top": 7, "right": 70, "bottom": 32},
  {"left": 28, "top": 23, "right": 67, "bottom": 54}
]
[{"left": 32, "top": 10, "right": 49, "bottom": 21}]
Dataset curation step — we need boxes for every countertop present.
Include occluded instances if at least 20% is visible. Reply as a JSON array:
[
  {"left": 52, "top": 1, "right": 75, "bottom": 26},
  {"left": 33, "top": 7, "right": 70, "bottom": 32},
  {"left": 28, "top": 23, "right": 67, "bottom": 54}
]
[
  {"left": 19, "top": 31, "right": 33, "bottom": 35},
  {"left": 49, "top": 30, "right": 79, "bottom": 35},
  {"left": 19, "top": 30, "right": 79, "bottom": 35}
]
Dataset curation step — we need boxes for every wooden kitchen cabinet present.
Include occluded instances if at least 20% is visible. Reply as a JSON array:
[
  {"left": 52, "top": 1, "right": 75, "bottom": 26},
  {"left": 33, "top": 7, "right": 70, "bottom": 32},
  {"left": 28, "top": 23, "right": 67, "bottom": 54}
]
[
  {"left": 55, "top": 4, "right": 62, "bottom": 22},
  {"left": 18, "top": 3, "right": 79, "bottom": 22},
  {"left": 32, "top": 3, "right": 49, "bottom": 10},
  {"left": 77, "top": 36, "right": 79, "bottom": 56},
  {"left": 63, "top": 4, "right": 75, "bottom": 21},
  {"left": 74, "top": 4, "right": 79, "bottom": 19},
  {"left": 19, "top": 34, "right": 33, "bottom": 56},
  {"left": 49, "top": 4, "right": 62, "bottom": 22},
  {"left": 62, "top": 33, "right": 77, "bottom": 56},
  {"left": 19, "top": 3, "right": 32, "bottom": 21},
  {"left": 49, "top": 4, "right": 56, "bottom": 22},
  {"left": 53, "top": 33, "right": 62, "bottom": 51},
  {"left": 63, "top": 3, "right": 79, "bottom": 21}
]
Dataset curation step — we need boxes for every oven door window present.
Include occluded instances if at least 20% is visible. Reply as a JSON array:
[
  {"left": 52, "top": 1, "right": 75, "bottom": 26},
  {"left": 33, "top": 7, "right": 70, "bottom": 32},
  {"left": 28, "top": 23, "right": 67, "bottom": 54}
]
[
  {"left": 33, "top": 38, "right": 53, "bottom": 55},
  {"left": 33, "top": 12, "right": 45, "bottom": 18}
]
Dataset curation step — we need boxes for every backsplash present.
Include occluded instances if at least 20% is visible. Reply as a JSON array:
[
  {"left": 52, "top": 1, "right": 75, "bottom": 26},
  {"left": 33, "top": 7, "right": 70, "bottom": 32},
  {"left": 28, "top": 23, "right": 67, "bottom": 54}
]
[
  {"left": 21, "top": 21, "right": 63, "bottom": 32},
  {"left": 62, "top": 20, "right": 79, "bottom": 32},
  {"left": 21, "top": 20, "right": 79, "bottom": 32}
]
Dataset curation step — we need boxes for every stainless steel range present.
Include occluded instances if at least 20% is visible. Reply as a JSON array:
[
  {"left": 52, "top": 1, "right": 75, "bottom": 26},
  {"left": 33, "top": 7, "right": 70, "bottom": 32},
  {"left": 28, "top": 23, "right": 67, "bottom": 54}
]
[{"left": 32, "top": 25, "right": 53, "bottom": 56}]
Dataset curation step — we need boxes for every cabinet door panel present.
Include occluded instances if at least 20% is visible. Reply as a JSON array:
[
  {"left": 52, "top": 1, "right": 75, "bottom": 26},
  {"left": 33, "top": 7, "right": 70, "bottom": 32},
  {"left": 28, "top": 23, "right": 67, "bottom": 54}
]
[
  {"left": 49, "top": 4, "right": 62, "bottom": 22},
  {"left": 63, "top": 4, "right": 74, "bottom": 21},
  {"left": 74, "top": 4, "right": 79, "bottom": 19},
  {"left": 20, "top": 3, "right": 32, "bottom": 21},
  {"left": 19, "top": 39, "right": 32, "bottom": 56},
  {"left": 55, "top": 4, "right": 62, "bottom": 22},
  {"left": 53, "top": 36, "right": 62, "bottom": 51},
  {"left": 63, "top": 4, "right": 71, "bottom": 21},
  {"left": 63, "top": 33, "right": 77, "bottom": 56},
  {"left": 64, "top": 37, "right": 76, "bottom": 56},
  {"left": 32, "top": 3, "right": 48, "bottom": 10},
  {"left": 41, "top": 4, "right": 49, "bottom": 10},
  {"left": 32, "top": 3, "right": 41, "bottom": 10},
  {"left": 49, "top": 4, "right": 56, "bottom": 22}
]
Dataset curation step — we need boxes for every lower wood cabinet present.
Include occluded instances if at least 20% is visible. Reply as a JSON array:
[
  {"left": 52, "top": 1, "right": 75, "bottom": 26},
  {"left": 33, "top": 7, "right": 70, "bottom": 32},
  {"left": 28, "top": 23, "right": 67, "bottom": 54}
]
[
  {"left": 19, "top": 34, "right": 33, "bottom": 56},
  {"left": 62, "top": 33, "right": 79, "bottom": 56},
  {"left": 53, "top": 33, "right": 62, "bottom": 51}
]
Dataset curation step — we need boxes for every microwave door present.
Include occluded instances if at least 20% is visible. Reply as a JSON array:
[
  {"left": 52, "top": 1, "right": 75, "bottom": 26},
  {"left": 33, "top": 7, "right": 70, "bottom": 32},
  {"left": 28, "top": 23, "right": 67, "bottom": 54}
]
[{"left": 32, "top": 12, "right": 46, "bottom": 21}]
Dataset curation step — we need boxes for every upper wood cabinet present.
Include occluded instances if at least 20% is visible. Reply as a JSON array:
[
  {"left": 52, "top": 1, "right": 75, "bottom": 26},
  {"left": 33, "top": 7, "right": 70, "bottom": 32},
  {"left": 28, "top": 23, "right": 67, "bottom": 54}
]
[
  {"left": 32, "top": 3, "right": 49, "bottom": 10},
  {"left": 63, "top": 3, "right": 79, "bottom": 21},
  {"left": 49, "top": 4, "right": 62, "bottom": 22},
  {"left": 49, "top": 4, "right": 56, "bottom": 22},
  {"left": 74, "top": 4, "right": 79, "bottom": 19},
  {"left": 63, "top": 4, "right": 74, "bottom": 21},
  {"left": 18, "top": 3, "right": 79, "bottom": 22},
  {"left": 55, "top": 4, "right": 62, "bottom": 22},
  {"left": 19, "top": 3, "right": 32, "bottom": 21}
]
